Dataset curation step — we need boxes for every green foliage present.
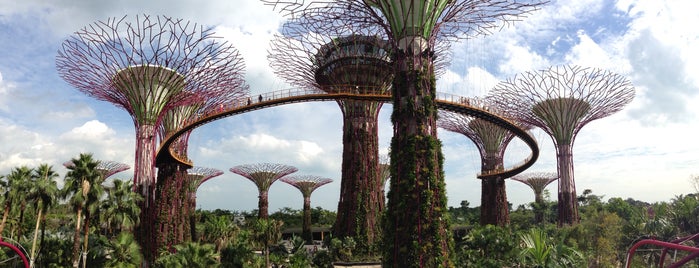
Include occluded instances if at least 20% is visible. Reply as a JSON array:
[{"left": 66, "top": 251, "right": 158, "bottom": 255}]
[
  {"left": 155, "top": 242, "right": 219, "bottom": 268},
  {"left": 455, "top": 224, "right": 519, "bottom": 267},
  {"left": 519, "top": 227, "right": 585, "bottom": 268}
]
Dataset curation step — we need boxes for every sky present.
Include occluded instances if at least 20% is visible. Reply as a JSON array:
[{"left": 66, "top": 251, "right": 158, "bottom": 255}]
[{"left": 0, "top": 0, "right": 697, "bottom": 214}]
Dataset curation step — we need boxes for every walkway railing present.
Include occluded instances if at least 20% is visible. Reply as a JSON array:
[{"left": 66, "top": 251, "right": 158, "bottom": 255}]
[
  {"left": 156, "top": 87, "right": 539, "bottom": 179},
  {"left": 625, "top": 233, "right": 699, "bottom": 268}
]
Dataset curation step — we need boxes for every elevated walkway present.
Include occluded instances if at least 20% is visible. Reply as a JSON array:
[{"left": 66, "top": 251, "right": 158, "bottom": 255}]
[{"left": 155, "top": 88, "right": 539, "bottom": 179}]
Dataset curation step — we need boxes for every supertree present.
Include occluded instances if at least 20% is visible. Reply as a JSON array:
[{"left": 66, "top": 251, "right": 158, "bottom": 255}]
[
  {"left": 488, "top": 65, "right": 635, "bottom": 226},
  {"left": 230, "top": 163, "right": 298, "bottom": 219},
  {"left": 183, "top": 166, "right": 224, "bottom": 241},
  {"left": 262, "top": 1, "right": 545, "bottom": 264},
  {"left": 280, "top": 175, "right": 333, "bottom": 244},
  {"left": 56, "top": 14, "right": 248, "bottom": 261},
  {"left": 511, "top": 172, "right": 558, "bottom": 224},
  {"left": 438, "top": 104, "right": 531, "bottom": 226},
  {"left": 268, "top": 19, "right": 397, "bottom": 253}
]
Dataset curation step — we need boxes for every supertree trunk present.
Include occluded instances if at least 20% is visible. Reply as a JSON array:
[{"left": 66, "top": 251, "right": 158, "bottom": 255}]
[
  {"left": 154, "top": 163, "right": 186, "bottom": 254},
  {"left": 384, "top": 51, "right": 452, "bottom": 267},
  {"left": 480, "top": 154, "right": 508, "bottom": 226},
  {"left": 334, "top": 99, "right": 384, "bottom": 253},
  {"left": 302, "top": 196, "right": 312, "bottom": 244},
  {"left": 557, "top": 143, "right": 578, "bottom": 225},
  {"left": 258, "top": 191, "right": 270, "bottom": 220},
  {"left": 135, "top": 123, "right": 158, "bottom": 261},
  {"left": 534, "top": 189, "right": 546, "bottom": 224}
]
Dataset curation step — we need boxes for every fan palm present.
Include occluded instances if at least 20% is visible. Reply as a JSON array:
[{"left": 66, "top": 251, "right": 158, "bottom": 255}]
[
  {"left": 104, "top": 232, "right": 142, "bottom": 268},
  {"left": 62, "top": 153, "right": 101, "bottom": 268},
  {"left": 101, "top": 179, "right": 142, "bottom": 237},
  {"left": 1, "top": 166, "right": 33, "bottom": 238},
  {"left": 28, "top": 163, "right": 59, "bottom": 267},
  {"left": 156, "top": 242, "right": 219, "bottom": 268}
]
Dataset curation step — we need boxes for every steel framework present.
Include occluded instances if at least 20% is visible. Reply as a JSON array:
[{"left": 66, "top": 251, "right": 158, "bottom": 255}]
[
  {"left": 56, "top": 14, "right": 248, "bottom": 261},
  {"left": 488, "top": 65, "right": 635, "bottom": 225},
  {"left": 262, "top": 1, "right": 545, "bottom": 264},
  {"left": 511, "top": 171, "right": 558, "bottom": 223},
  {"left": 438, "top": 102, "right": 531, "bottom": 226},
  {"left": 230, "top": 163, "right": 299, "bottom": 219},
  {"left": 280, "top": 175, "right": 333, "bottom": 244}
]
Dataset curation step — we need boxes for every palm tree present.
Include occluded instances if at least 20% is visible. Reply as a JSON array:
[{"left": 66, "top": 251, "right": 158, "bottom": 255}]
[
  {"left": 200, "top": 215, "right": 239, "bottom": 258},
  {"left": 519, "top": 228, "right": 584, "bottom": 267},
  {"left": 0, "top": 166, "right": 33, "bottom": 238},
  {"left": 155, "top": 242, "right": 220, "bottom": 268},
  {"left": 101, "top": 179, "right": 142, "bottom": 237},
  {"left": 104, "top": 232, "right": 142, "bottom": 268},
  {"left": 62, "top": 153, "right": 101, "bottom": 268},
  {"left": 28, "top": 164, "right": 59, "bottom": 268},
  {"left": 251, "top": 218, "right": 283, "bottom": 268}
]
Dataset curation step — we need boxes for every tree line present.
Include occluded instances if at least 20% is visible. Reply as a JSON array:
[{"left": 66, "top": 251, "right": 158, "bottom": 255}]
[{"left": 1, "top": 153, "right": 697, "bottom": 267}]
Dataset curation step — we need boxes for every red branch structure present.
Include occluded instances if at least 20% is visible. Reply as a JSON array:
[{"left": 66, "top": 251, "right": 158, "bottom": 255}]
[
  {"left": 263, "top": 0, "right": 546, "bottom": 264},
  {"left": 511, "top": 171, "right": 558, "bottom": 223},
  {"left": 488, "top": 65, "right": 635, "bottom": 226},
  {"left": 230, "top": 163, "right": 298, "bottom": 219},
  {"left": 56, "top": 14, "right": 248, "bottom": 262},
  {"left": 280, "top": 175, "right": 333, "bottom": 244},
  {"left": 438, "top": 100, "right": 531, "bottom": 226}
]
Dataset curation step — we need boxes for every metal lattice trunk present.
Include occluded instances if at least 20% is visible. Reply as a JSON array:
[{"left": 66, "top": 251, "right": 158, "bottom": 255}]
[
  {"left": 384, "top": 52, "right": 452, "bottom": 267},
  {"left": 334, "top": 99, "right": 384, "bottom": 250},
  {"left": 480, "top": 154, "right": 508, "bottom": 226},
  {"left": 556, "top": 144, "right": 578, "bottom": 224}
]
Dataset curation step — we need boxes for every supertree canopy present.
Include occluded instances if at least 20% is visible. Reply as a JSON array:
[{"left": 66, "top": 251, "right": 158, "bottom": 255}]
[
  {"left": 488, "top": 65, "right": 635, "bottom": 226},
  {"left": 512, "top": 171, "right": 557, "bottom": 223},
  {"left": 56, "top": 14, "right": 248, "bottom": 262},
  {"left": 280, "top": 175, "right": 333, "bottom": 244},
  {"left": 56, "top": 14, "right": 247, "bottom": 199},
  {"left": 230, "top": 163, "right": 298, "bottom": 219},
  {"left": 438, "top": 104, "right": 531, "bottom": 226},
  {"left": 263, "top": 0, "right": 545, "bottom": 264}
]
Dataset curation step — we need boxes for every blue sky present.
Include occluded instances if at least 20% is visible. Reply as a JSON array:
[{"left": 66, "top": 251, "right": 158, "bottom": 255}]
[{"left": 0, "top": 0, "right": 697, "bottom": 213}]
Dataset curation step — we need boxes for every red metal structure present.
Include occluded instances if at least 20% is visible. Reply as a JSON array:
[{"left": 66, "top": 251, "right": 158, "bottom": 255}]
[
  {"left": 625, "top": 233, "right": 699, "bottom": 268},
  {"left": 230, "top": 163, "right": 299, "bottom": 219},
  {"left": 511, "top": 172, "right": 558, "bottom": 223},
  {"left": 0, "top": 238, "right": 29, "bottom": 268},
  {"left": 280, "top": 175, "right": 333, "bottom": 244},
  {"left": 438, "top": 103, "right": 532, "bottom": 226},
  {"left": 488, "top": 65, "right": 635, "bottom": 226},
  {"left": 56, "top": 14, "right": 248, "bottom": 262},
  {"left": 262, "top": 1, "right": 546, "bottom": 264}
]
